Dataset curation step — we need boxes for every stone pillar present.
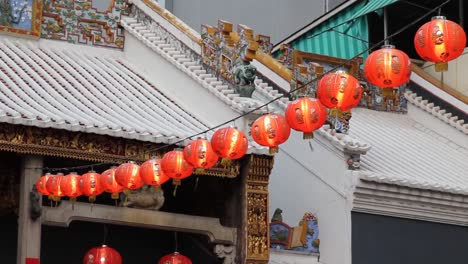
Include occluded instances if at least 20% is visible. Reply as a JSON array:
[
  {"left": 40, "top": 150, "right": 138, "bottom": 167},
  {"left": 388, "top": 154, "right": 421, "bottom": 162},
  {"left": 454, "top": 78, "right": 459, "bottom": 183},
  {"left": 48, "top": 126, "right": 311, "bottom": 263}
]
[
  {"left": 17, "top": 155, "right": 43, "bottom": 264},
  {"left": 242, "top": 155, "right": 273, "bottom": 264}
]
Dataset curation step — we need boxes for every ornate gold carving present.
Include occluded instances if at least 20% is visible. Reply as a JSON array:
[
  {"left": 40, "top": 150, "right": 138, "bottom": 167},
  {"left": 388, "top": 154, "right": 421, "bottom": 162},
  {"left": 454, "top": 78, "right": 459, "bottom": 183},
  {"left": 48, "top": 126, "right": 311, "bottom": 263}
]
[
  {"left": 244, "top": 155, "right": 274, "bottom": 263},
  {"left": 0, "top": 123, "right": 239, "bottom": 177}
]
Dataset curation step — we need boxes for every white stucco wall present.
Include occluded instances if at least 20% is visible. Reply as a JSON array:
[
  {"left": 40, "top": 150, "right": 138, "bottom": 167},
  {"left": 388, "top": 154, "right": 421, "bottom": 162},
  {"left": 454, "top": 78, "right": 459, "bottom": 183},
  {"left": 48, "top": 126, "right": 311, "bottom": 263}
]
[
  {"left": 423, "top": 47, "right": 468, "bottom": 97},
  {"left": 269, "top": 130, "right": 353, "bottom": 264}
]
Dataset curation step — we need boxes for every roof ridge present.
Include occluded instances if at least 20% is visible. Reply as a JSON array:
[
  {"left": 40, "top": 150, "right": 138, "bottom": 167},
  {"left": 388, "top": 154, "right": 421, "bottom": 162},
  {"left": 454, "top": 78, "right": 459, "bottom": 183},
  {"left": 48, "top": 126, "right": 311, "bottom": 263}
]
[
  {"left": 359, "top": 170, "right": 468, "bottom": 196},
  {"left": 405, "top": 90, "right": 468, "bottom": 134}
]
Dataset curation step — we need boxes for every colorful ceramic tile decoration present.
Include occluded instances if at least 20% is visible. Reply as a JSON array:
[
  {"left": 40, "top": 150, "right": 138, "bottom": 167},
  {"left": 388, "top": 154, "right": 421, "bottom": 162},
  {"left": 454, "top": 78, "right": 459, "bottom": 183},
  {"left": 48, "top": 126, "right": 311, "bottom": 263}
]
[
  {"left": 270, "top": 209, "right": 320, "bottom": 254},
  {"left": 201, "top": 20, "right": 268, "bottom": 97},
  {"left": 358, "top": 70, "right": 408, "bottom": 113},
  {"left": 0, "top": 0, "right": 42, "bottom": 37},
  {"left": 41, "top": 0, "right": 127, "bottom": 49}
]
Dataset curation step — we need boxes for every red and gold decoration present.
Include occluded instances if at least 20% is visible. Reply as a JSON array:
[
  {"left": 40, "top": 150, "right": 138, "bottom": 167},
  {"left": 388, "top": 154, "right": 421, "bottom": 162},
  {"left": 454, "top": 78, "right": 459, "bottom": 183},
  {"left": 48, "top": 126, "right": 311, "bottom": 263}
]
[
  {"left": 183, "top": 138, "right": 219, "bottom": 173},
  {"left": 158, "top": 252, "right": 192, "bottom": 264},
  {"left": 100, "top": 167, "right": 124, "bottom": 200},
  {"left": 251, "top": 113, "right": 291, "bottom": 154},
  {"left": 83, "top": 245, "right": 122, "bottom": 264},
  {"left": 414, "top": 16, "right": 467, "bottom": 72},
  {"left": 36, "top": 173, "right": 52, "bottom": 197},
  {"left": 115, "top": 162, "right": 144, "bottom": 192},
  {"left": 140, "top": 158, "right": 170, "bottom": 189},
  {"left": 60, "top": 172, "right": 82, "bottom": 202},
  {"left": 364, "top": 45, "right": 412, "bottom": 88},
  {"left": 46, "top": 173, "right": 65, "bottom": 201},
  {"left": 285, "top": 97, "right": 327, "bottom": 139},
  {"left": 80, "top": 171, "right": 103, "bottom": 202},
  {"left": 211, "top": 127, "right": 248, "bottom": 164},
  {"left": 317, "top": 70, "right": 362, "bottom": 111}
]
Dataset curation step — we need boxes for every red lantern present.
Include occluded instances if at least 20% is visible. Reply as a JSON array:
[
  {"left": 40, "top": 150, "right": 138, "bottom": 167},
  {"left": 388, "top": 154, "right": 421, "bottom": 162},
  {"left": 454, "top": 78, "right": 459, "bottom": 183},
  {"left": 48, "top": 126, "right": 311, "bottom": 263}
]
[
  {"left": 100, "top": 167, "right": 124, "bottom": 200},
  {"left": 115, "top": 161, "right": 143, "bottom": 191},
  {"left": 80, "top": 171, "right": 103, "bottom": 202},
  {"left": 285, "top": 97, "right": 327, "bottom": 139},
  {"left": 60, "top": 172, "right": 82, "bottom": 201},
  {"left": 316, "top": 71, "right": 362, "bottom": 111},
  {"left": 83, "top": 245, "right": 122, "bottom": 264},
  {"left": 140, "top": 158, "right": 170, "bottom": 188},
  {"left": 364, "top": 45, "right": 412, "bottom": 88},
  {"left": 36, "top": 173, "right": 52, "bottom": 196},
  {"left": 211, "top": 127, "right": 248, "bottom": 163},
  {"left": 414, "top": 16, "right": 466, "bottom": 71},
  {"left": 46, "top": 173, "right": 64, "bottom": 201},
  {"left": 158, "top": 252, "right": 192, "bottom": 264},
  {"left": 250, "top": 113, "right": 291, "bottom": 154},
  {"left": 161, "top": 150, "right": 194, "bottom": 181},
  {"left": 183, "top": 138, "right": 219, "bottom": 172}
]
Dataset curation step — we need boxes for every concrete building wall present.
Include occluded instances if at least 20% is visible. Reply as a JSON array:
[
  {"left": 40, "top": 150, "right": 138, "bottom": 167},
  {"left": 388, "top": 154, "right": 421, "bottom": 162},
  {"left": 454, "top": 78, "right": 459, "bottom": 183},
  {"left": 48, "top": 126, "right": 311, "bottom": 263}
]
[
  {"left": 172, "top": 0, "right": 333, "bottom": 44},
  {"left": 269, "top": 130, "right": 354, "bottom": 264}
]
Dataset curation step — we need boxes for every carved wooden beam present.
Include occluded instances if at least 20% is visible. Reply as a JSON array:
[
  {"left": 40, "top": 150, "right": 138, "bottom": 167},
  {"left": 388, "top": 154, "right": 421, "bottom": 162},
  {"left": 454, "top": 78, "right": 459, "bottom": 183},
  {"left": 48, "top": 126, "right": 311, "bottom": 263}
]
[
  {"left": 0, "top": 123, "right": 239, "bottom": 177},
  {"left": 242, "top": 155, "right": 274, "bottom": 264},
  {"left": 42, "top": 201, "right": 237, "bottom": 244}
]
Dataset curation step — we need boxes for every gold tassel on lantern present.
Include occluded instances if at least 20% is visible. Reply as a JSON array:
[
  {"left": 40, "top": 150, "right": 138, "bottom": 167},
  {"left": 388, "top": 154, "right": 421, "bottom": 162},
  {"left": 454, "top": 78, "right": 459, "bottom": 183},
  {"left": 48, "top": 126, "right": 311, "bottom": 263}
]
[
  {"left": 172, "top": 179, "right": 181, "bottom": 197},
  {"left": 220, "top": 158, "right": 232, "bottom": 167},
  {"left": 194, "top": 168, "right": 205, "bottom": 174}
]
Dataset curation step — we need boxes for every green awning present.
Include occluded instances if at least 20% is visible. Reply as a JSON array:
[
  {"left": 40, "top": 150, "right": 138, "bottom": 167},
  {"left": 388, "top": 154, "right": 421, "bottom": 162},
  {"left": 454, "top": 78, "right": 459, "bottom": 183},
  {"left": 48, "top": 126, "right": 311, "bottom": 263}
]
[{"left": 291, "top": 0, "right": 399, "bottom": 60}]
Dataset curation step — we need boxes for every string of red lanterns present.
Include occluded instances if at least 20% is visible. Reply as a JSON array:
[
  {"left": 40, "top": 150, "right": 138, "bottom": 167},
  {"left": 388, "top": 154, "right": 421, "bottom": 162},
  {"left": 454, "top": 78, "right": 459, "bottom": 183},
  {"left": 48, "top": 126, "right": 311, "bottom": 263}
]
[
  {"left": 35, "top": 16, "right": 466, "bottom": 202},
  {"left": 82, "top": 246, "right": 192, "bottom": 264}
]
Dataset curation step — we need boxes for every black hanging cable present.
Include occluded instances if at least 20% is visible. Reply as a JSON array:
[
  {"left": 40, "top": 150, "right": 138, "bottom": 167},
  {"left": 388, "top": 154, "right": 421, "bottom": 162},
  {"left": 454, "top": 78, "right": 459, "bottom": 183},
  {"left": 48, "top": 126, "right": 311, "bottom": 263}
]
[
  {"left": 174, "top": 231, "right": 178, "bottom": 252},
  {"left": 35, "top": 0, "right": 451, "bottom": 173},
  {"left": 102, "top": 224, "right": 108, "bottom": 246}
]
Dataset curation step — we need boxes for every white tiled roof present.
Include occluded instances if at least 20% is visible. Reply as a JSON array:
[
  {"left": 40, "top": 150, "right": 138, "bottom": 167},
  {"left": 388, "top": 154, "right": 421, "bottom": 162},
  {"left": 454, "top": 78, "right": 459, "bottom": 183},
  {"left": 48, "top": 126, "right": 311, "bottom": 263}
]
[
  {"left": 0, "top": 39, "right": 210, "bottom": 144},
  {"left": 350, "top": 106, "right": 468, "bottom": 195}
]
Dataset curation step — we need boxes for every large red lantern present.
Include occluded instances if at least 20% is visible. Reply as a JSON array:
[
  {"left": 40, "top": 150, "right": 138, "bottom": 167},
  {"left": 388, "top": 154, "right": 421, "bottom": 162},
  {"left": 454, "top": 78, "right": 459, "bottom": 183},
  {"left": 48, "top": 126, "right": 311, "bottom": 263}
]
[
  {"left": 183, "top": 138, "right": 219, "bottom": 172},
  {"left": 100, "top": 167, "right": 124, "bottom": 200},
  {"left": 364, "top": 45, "right": 412, "bottom": 88},
  {"left": 80, "top": 171, "right": 103, "bottom": 202},
  {"left": 250, "top": 113, "right": 291, "bottom": 154},
  {"left": 46, "top": 173, "right": 64, "bottom": 201},
  {"left": 60, "top": 172, "right": 82, "bottom": 201},
  {"left": 36, "top": 173, "right": 52, "bottom": 196},
  {"left": 211, "top": 127, "right": 248, "bottom": 163},
  {"left": 140, "top": 158, "right": 170, "bottom": 188},
  {"left": 316, "top": 71, "right": 362, "bottom": 111},
  {"left": 115, "top": 161, "right": 143, "bottom": 192},
  {"left": 161, "top": 149, "right": 194, "bottom": 181},
  {"left": 83, "top": 245, "right": 122, "bottom": 264},
  {"left": 158, "top": 252, "right": 192, "bottom": 264},
  {"left": 285, "top": 97, "right": 327, "bottom": 139},
  {"left": 414, "top": 16, "right": 466, "bottom": 71}
]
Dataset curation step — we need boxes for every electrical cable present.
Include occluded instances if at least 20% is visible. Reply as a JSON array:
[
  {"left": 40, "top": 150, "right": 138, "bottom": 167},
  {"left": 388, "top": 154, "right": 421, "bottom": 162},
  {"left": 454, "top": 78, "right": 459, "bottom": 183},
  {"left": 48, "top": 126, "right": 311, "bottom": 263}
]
[{"left": 37, "top": 0, "right": 451, "bottom": 173}]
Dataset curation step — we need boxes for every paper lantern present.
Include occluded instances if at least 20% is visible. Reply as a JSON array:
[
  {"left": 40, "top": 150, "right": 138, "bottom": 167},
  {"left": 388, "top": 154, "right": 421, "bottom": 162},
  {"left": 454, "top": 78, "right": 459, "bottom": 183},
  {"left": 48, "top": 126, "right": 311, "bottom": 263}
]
[
  {"left": 250, "top": 113, "right": 291, "bottom": 154},
  {"left": 414, "top": 16, "right": 466, "bottom": 71},
  {"left": 115, "top": 161, "right": 143, "bottom": 191},
  {"left": 46, "top": 173, "right": 64, "bottom": 201},
  {"left": 60, "top": 172, "right": 82, "bottom": 201},
  {"left": 285, "top": 97, "right": 327, "bottom": 139},
  {"left": 100, "top": 167, "right": 124, "bottom": 200},
  {"left": 83, "top": 245, "right": 122, "bottom": 264},
  {"left": 36, "top": 173, "right": 52, "bottom": 196},
  {"left": 158, "top": 252, "right": 192, "bottom": 264},
  {"left": 80, "top": 171, "right": 103, "bottom": 202},
  {"left": 316, "top": 70, "right": 362, "bottom": 111},
  {"left": 140, "top": 158, "right": 170, "bottom": 188},
  {"left": 183, "top": 138, "right": 219, "bottom": 172},
  {"left": 161, "top": 150, "right": 194, "bottom": 181},
  {"left": 364, "top": 45, "right": 412, "bottom": 88},
  {"left": 211, "top": 127, "right": 248, "bottom": 163}
]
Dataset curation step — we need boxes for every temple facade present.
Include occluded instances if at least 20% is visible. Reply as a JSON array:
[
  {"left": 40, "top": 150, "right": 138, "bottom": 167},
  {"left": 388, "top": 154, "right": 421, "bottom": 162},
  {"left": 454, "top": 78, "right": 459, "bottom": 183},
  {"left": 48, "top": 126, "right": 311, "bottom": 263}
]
[{"left": 0, "top": 0, "right": 467, "bottom": 264}]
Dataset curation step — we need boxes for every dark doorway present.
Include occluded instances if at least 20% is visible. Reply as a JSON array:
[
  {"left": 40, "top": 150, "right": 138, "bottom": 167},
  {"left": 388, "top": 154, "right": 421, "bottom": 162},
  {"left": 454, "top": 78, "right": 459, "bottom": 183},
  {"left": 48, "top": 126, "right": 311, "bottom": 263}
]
[
  {"left": 41, "top": 221, "right": 221, "bottom": 264},
  {"left": 352, "top": 212, "right": 468, "bottom": 264}
]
